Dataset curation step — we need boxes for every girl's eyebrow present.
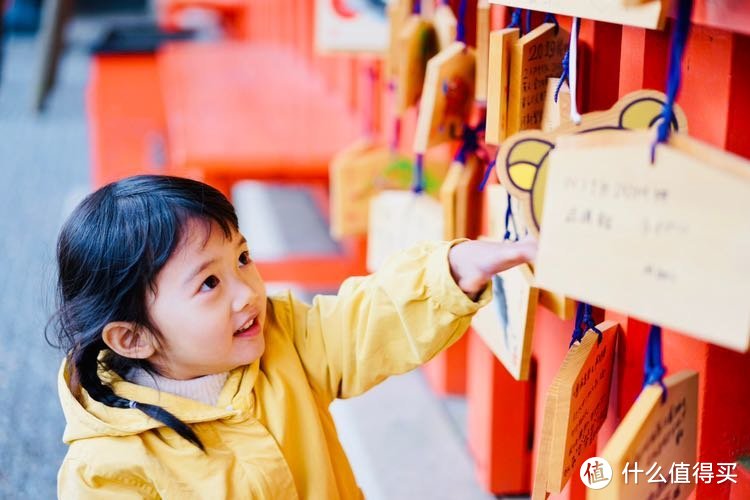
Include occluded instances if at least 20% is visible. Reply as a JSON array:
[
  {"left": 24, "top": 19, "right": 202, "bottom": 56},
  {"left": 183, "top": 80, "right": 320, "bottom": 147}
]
[{"left": 184, "top": 236, "right": 248, "bottom": 286}]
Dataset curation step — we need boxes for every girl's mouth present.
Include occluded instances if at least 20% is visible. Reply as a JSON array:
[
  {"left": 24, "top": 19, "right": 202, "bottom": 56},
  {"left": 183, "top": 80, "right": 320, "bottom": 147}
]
[{"left": 234, "top": 317, "right": 261, "bottom": 338}]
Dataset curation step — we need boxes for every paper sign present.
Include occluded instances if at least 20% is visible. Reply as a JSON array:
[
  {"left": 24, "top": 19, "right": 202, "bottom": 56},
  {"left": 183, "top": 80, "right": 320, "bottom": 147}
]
[
  {"left": 475, "top": 0, "right": 491, "bottom": 102},
  {"left": 396, "top": 16, "right": 440, "bottom": 113},
  {"left": 496, "top": 90, "right": 688, "bottom": 237},
  {"left": 533, "top": 322, "right": 618, "bottom": 497},
  {"left": 507, "top": 23, "right": 568, "bottom": 137},
  {"left": 592, "top": 371, "right": 699, "bottom": 500},
  {"left": 433, "top": 3, "right": 457, "bottom": 51},
  {"left": 315, "top": 0, "right": 389, "bottom": 53},
  {"left": 485, "top": 28, "right": 519, "bottom": 146},
  {"left": 535, "top": 130, "right": 750, "bottom": 353},
  {"left": 414, "top": 41, "right": 476, "bottom": 153},
  {"left": 439, "top": 156, "right": 483, "bottom": 240},
  {"left": 488, "top": 0, "right": 668, "bottom": 30},
  {"left": 367, "top": 190, "right": 444, "bottom": 272},
  {"left": 472, "top": 262, "right": 539, "bottom": 380}
]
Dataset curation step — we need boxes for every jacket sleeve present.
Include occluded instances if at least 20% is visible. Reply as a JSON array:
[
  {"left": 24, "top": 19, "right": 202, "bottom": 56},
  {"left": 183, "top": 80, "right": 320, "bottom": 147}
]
[
  {"left": 289, "top": 239, "right": 492, "bottom": 402},
  {"left": 58, "top": 457, "right": 158, "bottom": 500}
]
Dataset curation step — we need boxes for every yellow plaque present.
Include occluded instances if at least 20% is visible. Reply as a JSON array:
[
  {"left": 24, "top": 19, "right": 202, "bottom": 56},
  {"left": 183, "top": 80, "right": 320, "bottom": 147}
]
[
  {"left": 591, "top": 371, "right": 699, "bottom": 500},
  {"left": 496, "top": 90, "right": 688, "bottom": 237},
  {"left": 536, "top": 130, "right": 750, "bottom": 353},
  {"left": 396, "top": 16, "right": 439, "bottom": 113},
  {"left": 414, "top": 41, "right": 476, "bottom": 153},
  {"left": 472, "top": 261, "right": 539, "bottom": 380},
  {"left": 533, "top": 322, "right": 619, "bottom": 497},
  {"left": 507, "top": 23, "right": 568, "bottom": 136},
  {"left": 485, "top": 28, "right": 519, "bottom": 146}
]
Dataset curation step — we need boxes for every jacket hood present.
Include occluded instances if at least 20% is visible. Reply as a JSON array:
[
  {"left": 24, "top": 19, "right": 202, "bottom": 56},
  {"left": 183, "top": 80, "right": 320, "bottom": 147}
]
[{"left": 58, "top": 356, "right": 260, "bottom": 444}]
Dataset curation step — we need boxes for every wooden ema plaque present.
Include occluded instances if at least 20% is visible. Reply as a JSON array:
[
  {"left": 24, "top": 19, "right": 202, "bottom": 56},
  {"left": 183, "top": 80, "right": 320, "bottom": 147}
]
[
  {"left": 366, "top": 190, "right": 444, "bottom": 272},
  {"left": 330, "top": 142, "right": 413, "bottom": 238},
  {"left": 486, "top": 183, "right": 524, "bottom": 241},
  {"left": 533, "top": 321, "right": 618, "bottom": 498},
  {"left": 488, "top": 0, "right": 668, "bottom": 30},
  {"left": 472, "top": 261, "right": 538, "bottom": 380},
  {"left": 536, "top": 130, "right": 750, "bottom": 353},
  {"left": 439, "top": 156, "right": 483, "bottom": 240},
  {"left": 433, "top": 3, "right": 457, "bottom": 51},
  {"left": 485, "top": 28, "right": 519, "bottom": 146},
  {"left": 386, "top": 0, "right": 411, "bottom": 80},
  {"left": 485, "top": 183, "right": 574, "bottom": 320},
  {"left": 507, "top": 23, "right": 568, "bottom": 137},
  {"left": 475, "top": 0, "right": 491, "bottom": 103},
  {"left": 541, "top": 78, "right": 571, "bottom": 132},
  {"left": 591, "top": 371, "right": 699, "bottom": 500},
  {"left": 396, "top": 16, "right": 439, "bottom": 113},
  {"left": 496, "top": 90, "right": 688, "bottom": 238},
  {"left": 413, "top": 41, "right": 476, "bottom": 153}
]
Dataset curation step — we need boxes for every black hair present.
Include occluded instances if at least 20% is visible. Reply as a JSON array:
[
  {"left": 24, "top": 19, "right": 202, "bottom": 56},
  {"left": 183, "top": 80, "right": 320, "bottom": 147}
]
[{"left": 47, "top": 175, "right": 240, "bottom": 451}]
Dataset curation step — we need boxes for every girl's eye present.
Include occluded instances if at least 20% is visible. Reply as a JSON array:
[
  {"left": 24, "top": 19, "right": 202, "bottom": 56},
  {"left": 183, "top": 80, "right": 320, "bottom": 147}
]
[
  {"left": 200, "top": 275, "right": 220, "bottom": 292},
  {"left": 239, "top": 250, "right": 252, "bottom": 266}
]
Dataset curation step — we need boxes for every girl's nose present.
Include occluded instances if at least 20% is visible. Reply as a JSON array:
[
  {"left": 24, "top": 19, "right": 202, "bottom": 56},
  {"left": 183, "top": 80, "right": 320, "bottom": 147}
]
[{"left": 232, "top": 279, "right": 256, "bottom": 312}]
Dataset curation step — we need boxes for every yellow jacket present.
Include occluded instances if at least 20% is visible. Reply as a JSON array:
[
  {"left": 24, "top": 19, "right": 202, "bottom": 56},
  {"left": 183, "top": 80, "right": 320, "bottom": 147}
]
[{"left": 57, "top": 240, "right": 492, "bottom": 499}]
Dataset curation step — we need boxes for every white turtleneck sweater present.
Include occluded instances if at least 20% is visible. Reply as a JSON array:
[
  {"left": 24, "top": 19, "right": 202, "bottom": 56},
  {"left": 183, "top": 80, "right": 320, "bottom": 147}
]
[{"left": 127, "top": 368, "right": 229, "bottom": 407}]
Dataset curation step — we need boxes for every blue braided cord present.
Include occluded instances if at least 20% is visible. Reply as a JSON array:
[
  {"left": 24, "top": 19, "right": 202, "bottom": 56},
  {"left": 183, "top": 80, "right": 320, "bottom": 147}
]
[
  {"left": 651, "top": 0, "right": 693, "bottom": 162},
  {"left": 524, "top": 9, "right": 532, "bottom": 34},
  {"left": 569, "top": 301, "right": 586, "bottom": 347},
  {"left": 643, "top": 324, "right": 668, "bottom": 402},
  {"left": 413, "top": 153, "right": 425, "bottom": 193},
  {"left": 554, "top": 49, "right": 570, "bottom": 103},
  {"left": 582, "top": 303, "right": 603, "bottom": 343},
  {"left": 478, "top": 156, "right": 496, "bottom": 192},
  {"left": 507, "top": 8, "right": 521, "bottom": 29},
  {"left": 457, "top": 0, "right": 467, "bottom": 43}
]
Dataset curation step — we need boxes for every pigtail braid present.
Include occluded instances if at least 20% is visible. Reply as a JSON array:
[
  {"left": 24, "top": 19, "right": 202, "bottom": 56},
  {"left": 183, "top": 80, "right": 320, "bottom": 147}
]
[{"left": 73, "top": 341, "right": 205, "bottom": 451}]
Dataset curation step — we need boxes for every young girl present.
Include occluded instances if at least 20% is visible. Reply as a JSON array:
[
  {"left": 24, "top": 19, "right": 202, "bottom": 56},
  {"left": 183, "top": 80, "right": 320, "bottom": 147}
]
[{"left": 52, "top": 175, "right": 535, "bottom": 499}]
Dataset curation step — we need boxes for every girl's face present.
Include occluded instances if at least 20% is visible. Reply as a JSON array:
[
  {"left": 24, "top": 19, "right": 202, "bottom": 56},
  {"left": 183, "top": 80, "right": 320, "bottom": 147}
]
[{"left": 146, "top": 219, "right": 267, "bottom": 379}]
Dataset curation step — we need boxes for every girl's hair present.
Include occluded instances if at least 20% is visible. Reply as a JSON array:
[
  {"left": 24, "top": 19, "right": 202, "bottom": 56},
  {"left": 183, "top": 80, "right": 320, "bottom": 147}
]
[{"left": 48, "top": 175, "right": 240, "bottom": 451}]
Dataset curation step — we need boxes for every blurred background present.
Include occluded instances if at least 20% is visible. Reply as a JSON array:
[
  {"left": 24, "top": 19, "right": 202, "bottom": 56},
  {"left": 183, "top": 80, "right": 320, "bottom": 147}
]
[{"left": 0, "top": 1, "right": 496, "bottom": 498}]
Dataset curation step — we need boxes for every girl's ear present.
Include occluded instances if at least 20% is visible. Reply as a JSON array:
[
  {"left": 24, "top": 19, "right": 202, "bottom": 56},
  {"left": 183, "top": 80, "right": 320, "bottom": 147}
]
[{"left": 102, "top": 322, "right": 156, "bottom": 359}]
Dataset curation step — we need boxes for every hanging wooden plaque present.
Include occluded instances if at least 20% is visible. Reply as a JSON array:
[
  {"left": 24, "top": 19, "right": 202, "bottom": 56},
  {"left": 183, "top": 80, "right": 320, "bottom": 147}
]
[
  {"left": 396, "top": 16, "right": 440, "bottom": 113},
  {"left": 535, "top": 130, "right": 750, "bottom": 353},
  {"left": 386, "top": 0, "right": 412, "bottom": 80},
  {"left": 433, "top": 3, "right": 458, "bottom": 51},
  {"left": 486, "top": 182, "right": 524, "bottom": 241},
  {"left": 541, "top": 77, "right": 572, "bottom": 132},
  {"left": 472, "top": 260, "right": 539, "bottom": 380},
  {"left": 507, "top": 22, "right": 568, "bottom": 137},
  {"left": 439, "top": 155, "right": 483, "bottom": 240},
  {"left": 488, "top": 0, "right": 668, "bottom": 30},
  {"left": 475, "top": 0, "right": 491, "bottom": 103},
  {"left": 485, "top": 183, "right": 575, "bottom": 320},
  {"left": 591, "top": 371, "right": 699, "bottom": 500},
  {"left": 485, "top": 28, "right": 519, "bottom": 146},
  {"left": 533, "top": 321, "right": 619, "bottom": 498},
  {"left": 376, "top": 151, "right": 452, "bottom": 197},
  {"left": 367, "top": 190, "right": 444, "bottom": 272},
  {"left": 496, "top": 90, "right": 688, "bottom": 237},
  {"left": 330, "top": 142, "right": 411, "bottom": 238},
  {"left": 414, "top": 41, "right": 476, "bottom": 153}
]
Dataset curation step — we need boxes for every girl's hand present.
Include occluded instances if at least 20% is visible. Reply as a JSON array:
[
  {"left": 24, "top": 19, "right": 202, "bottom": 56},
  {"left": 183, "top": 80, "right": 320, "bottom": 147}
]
[{"left": 448, "top": 237, "right": 538, "bottom": 300}]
